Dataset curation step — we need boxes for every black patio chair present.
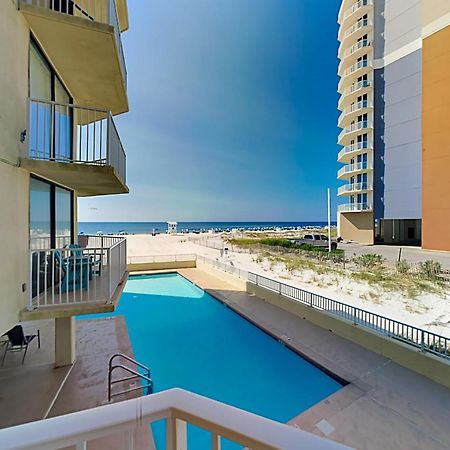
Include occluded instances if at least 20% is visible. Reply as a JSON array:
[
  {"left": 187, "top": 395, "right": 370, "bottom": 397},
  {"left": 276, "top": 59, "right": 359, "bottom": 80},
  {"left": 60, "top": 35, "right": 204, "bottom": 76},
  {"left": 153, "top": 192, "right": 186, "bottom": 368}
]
[{"left": 1, "top": 325, "right": 41, "bottom": 366}]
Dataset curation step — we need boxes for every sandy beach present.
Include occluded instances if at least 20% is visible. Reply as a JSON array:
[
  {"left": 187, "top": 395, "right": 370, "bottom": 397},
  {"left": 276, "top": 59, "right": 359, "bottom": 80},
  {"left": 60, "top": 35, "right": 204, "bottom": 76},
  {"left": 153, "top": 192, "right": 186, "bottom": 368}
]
[{"left": 124, "top": 233, "right": 450, "bottom": 338}]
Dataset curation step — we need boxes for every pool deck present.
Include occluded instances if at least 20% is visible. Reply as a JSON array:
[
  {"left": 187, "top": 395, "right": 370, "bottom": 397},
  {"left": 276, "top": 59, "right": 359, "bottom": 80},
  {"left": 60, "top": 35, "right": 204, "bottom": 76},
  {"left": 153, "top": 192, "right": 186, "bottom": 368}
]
[
  {"left": 1, "top": 267, "right": 450, "bottom": 449},
  {"left": 177, "top": 267, "right": 450, "bottom": 450}
]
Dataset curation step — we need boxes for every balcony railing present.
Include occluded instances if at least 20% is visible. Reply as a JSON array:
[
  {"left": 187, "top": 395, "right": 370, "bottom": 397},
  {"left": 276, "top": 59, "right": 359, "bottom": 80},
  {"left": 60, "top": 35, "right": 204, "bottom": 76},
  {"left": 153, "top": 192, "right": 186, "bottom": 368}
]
[
  {"left": 338, "top": 182, "right": 372, "bottom": 195},
  {"left": 339, "top": 79, "right": 371, "bottom": 106},
  {"left": 28, "top": 98, "right": 126, "bottom": 186},
  {"left": 338, "top": 202, "right": 372, "bottom": 212},
  {"left": 22, "top": 0, "right": 127, "bottom": 85},
  {"left": 338, "top": 141, "right": 370, "bottom": 160},
  {"left": 342, "top": 39, "right": 371, "bottom": 60},
  {"left": 341, "top": 0, "right": 372, "bottom": 22},
  {"left": 343, "top": 17, "right": 371, "bottom": 40},
  {"left": 338, "top": 120, "right": 372, "bottom": 142},
  {"left": 338, "top": 99, "right": 372, "bottom": 124},
  {"left": 343, "top": 58, "right": 371, "bottom": 77},
  {"left": 337, "top": 161, "right": 372, "bottom": 177},
  {"left": 28, "top": 236, "right": 126, "bottom": 310},
  {"left": 0, "top": 388, "right": 348, "bottom": 450}
]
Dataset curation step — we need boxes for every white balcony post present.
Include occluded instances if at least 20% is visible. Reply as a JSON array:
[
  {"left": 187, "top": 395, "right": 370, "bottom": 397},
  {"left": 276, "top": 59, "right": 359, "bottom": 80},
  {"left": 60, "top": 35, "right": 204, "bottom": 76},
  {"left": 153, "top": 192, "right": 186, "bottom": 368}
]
[
  {"left": 166, "top": 416, "right": 187, "bottom": 450},
  {"left": 28, "top": 251, "right": 34, "bottom": 311}
]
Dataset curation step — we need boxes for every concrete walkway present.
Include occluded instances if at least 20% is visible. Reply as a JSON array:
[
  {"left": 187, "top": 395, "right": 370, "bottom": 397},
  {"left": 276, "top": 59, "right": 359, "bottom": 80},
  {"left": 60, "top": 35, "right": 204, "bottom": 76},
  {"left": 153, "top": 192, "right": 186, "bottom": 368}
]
[{"left": 179, "top": 267, "right": 450, "bottom": 450}]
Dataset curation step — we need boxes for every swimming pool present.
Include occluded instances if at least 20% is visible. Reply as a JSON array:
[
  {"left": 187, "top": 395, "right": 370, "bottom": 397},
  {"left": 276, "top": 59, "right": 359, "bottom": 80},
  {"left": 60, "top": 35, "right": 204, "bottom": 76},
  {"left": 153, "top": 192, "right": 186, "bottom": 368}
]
[{"left": 82, "top": 273, "right": 342, "bottom": 448}]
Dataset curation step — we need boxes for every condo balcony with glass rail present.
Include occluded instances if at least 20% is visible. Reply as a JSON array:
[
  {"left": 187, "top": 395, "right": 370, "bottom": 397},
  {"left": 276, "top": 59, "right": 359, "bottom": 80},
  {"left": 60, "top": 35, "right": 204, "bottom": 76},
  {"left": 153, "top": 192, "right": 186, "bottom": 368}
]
[
  {"left": 338, "top": 79, "right": 372, "bottom": 109},
  {"left": 337, "top": 181, "right": 373, "bottom": 196},
  {"left": 338, "top": 119, "right": 373, "bottom": 145},
  {"left": 338, "top": 18, "right": 373, "bottom": 58},
  {"left": 338, "top": 202, "right": 373, "bottom": 213},
  {"left": 338, "top": 0, "right": 373, "bottom": 33},
  {"left": 338, "top": 58, "right": 373, "bottom": 93},
  {"left": 337, "top": 141, "right": 373, "bottom": 163},
  {"left": 21, "top": 98, "right": 128, "bottom": 196},
  {"left": 24, "top": 235, "right": 127, "bottom": 319},
  {"left": 338, "top": 39, "right": 373, "bottom": 76},
  {"left": 338, "top": 99, "right": 373, "bottom": 128},
  {"left": 337, "top": 160, "right": 373, "bottom": 179},
  {"left": 19, "top": 0, "right": 129, "bottom": 115}
]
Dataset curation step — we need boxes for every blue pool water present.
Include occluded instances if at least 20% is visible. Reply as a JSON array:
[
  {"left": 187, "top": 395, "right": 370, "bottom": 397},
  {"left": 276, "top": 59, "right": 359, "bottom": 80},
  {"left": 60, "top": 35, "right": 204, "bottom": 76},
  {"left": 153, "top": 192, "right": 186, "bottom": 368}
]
[{"left": 82, "top": 273, "right": 341, "bottom": 448}]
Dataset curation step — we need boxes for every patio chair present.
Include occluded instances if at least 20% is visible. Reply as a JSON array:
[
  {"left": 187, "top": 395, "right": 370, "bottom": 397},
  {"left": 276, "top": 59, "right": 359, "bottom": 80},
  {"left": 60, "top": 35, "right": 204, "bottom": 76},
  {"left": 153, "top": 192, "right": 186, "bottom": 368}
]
[
  {"left": 54, "top": 250, "right": 91, "bottom": 293},
  {"left": 64, "top": 244, "right": 102, "bottom": 277},
  {"left": 1, "top": 325, "right": 41, "bottom": 366}
]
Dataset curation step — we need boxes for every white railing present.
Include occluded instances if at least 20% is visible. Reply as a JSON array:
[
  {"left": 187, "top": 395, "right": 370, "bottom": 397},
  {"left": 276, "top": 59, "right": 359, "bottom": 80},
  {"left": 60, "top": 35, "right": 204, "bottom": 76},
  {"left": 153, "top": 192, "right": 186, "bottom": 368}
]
[
  {"left": 197, "top": 255, "right": 249, "bottom": 280},
  {"left": 22, "top": 0, "right": 127, "bottom": 84},
  {"left": 338, "top": 202, "right": 372, "bottom": 212},
  {"left": 127, "top": 254, "right": 197, "bottom": 264},
  {"left": 28, "top": 236, "right": 127, "bottom": 309},
  {"left": 28, "top": 98, "right": 126, "bottom": 186},
  {"left": 0, "top": 388, "right": 348, "bottom": 450},
  {"left": 30, "top": 236, "right": 72, "bottom": 250},
  {"left": 338, "top": 141, "right": 370, "bottom": 160},
  {"left": 337, "top": 161, "right": 372, "bottom": 177},
  {"left": 337, "top": 182, "right": 372, "bottom": 195}
]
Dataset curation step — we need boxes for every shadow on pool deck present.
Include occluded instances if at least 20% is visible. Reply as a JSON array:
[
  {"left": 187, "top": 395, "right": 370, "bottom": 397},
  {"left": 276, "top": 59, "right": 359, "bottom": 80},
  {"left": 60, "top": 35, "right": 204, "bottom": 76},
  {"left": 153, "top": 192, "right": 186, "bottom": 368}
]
[{"left": 178, "top": 267, "right": 450, "bottom": 450}]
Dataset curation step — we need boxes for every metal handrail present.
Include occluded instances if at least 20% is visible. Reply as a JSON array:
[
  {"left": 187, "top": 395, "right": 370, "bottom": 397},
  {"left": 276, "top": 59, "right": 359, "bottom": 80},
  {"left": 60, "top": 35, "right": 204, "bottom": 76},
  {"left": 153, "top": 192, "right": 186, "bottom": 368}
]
[
  {"left": 108, "top": 353, "right": 153, "bottom": 402},
  {"left": 28, "top": 98, "right": 126, "bottom": 186},
  {"left": 248, "top": 273, "right": 450, "bottom": 360}
]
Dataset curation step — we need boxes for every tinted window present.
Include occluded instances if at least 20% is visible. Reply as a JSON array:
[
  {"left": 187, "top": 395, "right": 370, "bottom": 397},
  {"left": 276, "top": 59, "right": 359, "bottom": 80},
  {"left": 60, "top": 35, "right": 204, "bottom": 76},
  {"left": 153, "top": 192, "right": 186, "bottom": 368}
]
[
  {"left": 304, "top": 234, "right": 313, "bottom": 240},
  {"left": 314, "top": 235, "right": 321, "bottom": 240}
]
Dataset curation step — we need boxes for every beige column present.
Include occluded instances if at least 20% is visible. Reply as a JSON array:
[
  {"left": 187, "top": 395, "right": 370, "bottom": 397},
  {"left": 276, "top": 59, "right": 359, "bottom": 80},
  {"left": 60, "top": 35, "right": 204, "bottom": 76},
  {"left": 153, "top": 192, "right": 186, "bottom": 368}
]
[{"left": 55, "top": 317, "right": 76, "bottom": 367}]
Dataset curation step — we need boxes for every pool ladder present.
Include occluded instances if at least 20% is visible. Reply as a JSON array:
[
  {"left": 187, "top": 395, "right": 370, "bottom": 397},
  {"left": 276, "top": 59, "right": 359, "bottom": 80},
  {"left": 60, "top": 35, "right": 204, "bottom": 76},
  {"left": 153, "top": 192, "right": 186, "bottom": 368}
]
[{"left": 108, "top": 353, "right": 153, "bottom": 402}]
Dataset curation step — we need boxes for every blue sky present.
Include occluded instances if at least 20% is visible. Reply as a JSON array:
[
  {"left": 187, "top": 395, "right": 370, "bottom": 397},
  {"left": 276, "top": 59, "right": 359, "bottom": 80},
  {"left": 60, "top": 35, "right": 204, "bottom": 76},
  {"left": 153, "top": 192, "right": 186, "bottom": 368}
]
[{"left": 79, "top": 0, "right": 341, "bottom": 222}]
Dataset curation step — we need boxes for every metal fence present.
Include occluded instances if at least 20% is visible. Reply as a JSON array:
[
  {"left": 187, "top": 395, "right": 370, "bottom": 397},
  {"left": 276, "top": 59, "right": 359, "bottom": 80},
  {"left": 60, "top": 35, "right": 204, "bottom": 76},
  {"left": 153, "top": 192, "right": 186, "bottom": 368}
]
[
  {"left": 196, "top": 255, "right": 249, "bottom": 280},
  {"left": 29, "top": 237, "right": 126, "bottom": 309},
  {"left": 248, "top": 273, "right": 450, "bottom": 360},
  {"left": 28, "top": 98, "right": 127, "bottom": 186}
]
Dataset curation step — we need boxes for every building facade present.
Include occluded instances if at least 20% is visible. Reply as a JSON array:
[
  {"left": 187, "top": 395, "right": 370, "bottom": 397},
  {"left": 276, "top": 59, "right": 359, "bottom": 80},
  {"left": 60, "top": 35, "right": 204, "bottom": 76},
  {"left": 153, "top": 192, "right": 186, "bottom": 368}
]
[
  {"left": 337, "top": 0, "right": 450, "bottom": 251},
  {"left": 0, "top": 0, "right": 129, "bottom": 365}
]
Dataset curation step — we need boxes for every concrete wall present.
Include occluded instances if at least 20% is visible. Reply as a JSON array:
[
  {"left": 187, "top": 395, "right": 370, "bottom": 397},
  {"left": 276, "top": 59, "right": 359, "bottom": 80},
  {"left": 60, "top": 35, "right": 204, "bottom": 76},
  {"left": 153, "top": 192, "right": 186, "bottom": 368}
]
[
  {"left": 247, "top": 283, "right": 450, "bottom": 389},
  {"left": 338, "top": 212, "right": 374, "bottom": 244},
  {"left": 128, "top": 260, "right": 196, "bottom": 272},
  {"left": 0, "top": 0, "right": 33, "bottom": 335},
  {"left": 373, "top": 51, "right": 422, "bottom": 220},
  {"left": 422, "top": 25, "right": 450, "bottom": 251},
  {"left": 373, "top": 0, "right": 422, "bottom": 59}
]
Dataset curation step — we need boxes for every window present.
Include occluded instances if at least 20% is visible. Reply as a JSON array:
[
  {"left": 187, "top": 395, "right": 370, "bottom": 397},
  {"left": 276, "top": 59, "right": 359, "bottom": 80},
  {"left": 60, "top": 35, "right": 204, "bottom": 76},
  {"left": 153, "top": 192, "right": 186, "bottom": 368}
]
[
  {"left": 29, "top": 176, "right": 73, "bottom": 249},
  {"left": 304, "top": 234, "right": 313, "bottom": 240},
  {"left": 29, "top": 39, "right": 73, "bottom": 161}
]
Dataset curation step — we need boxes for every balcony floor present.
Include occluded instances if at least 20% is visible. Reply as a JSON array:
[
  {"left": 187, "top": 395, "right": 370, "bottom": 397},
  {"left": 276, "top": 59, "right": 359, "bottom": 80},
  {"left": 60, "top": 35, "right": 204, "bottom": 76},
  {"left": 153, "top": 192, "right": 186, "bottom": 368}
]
[{"left": 21, "top": 159, "right": 128, "bottom": 197}]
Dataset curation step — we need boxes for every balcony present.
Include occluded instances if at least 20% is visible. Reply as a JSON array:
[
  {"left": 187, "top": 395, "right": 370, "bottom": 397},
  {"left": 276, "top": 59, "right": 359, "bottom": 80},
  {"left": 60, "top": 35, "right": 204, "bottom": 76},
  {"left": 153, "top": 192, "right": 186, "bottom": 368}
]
[
  {"left": 0, "top": 388, "right": 347, "bottom": 450},
  {"left": 338, "top": 39, "right": 372, "bottom": 76},
  {"left": 338, "top": 79, "right": 372, "bottom": 109},
  {"left": 338, "top": 99, "right": 373, "bottom": 127},
  {"left": 21, "top": 98, "right": 128, "bottom": 196},
  {"left": 337, "top": 182, "right": 372, "bottom": 196},
  {"left": 339, "top": 202, "right": 373, "bottom": 212},
  {"left": 338, "top": 59, "right": 373, "bottom": 93},
  {"left": 337, "top": 161, "right": 373, "bottom": 179},
  {"left": 19, "top": 0, "right": 128, "bottom": 115},
  {"left": 339, "top": 18, "right": 373, "bottom": 57},
  {"left": 339, "top": 0, "right": 373, "bottom": 32},
  {"left": 23, "top": 236, "right": 127, "bottom": 319},
  {"left": 338, "top": 119, "right": 372, "bottom": 145},
  {"left": 338, "top": 141, "right": 372, "bottom": 163}
]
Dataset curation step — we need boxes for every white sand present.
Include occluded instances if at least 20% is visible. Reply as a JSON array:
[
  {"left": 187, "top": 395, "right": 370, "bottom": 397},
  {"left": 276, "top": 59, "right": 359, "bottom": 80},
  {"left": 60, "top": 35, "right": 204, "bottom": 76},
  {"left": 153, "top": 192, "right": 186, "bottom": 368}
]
[{"left": 125, "top": 233, "right": 450, "bottom": 337}]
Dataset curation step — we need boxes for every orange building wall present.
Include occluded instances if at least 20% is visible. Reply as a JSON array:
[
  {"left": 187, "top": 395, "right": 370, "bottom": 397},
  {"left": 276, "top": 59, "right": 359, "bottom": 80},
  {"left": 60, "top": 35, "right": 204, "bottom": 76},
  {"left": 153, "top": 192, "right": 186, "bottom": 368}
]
[{"left": 422, "top": 25, "right": 450, "bottom": 251}]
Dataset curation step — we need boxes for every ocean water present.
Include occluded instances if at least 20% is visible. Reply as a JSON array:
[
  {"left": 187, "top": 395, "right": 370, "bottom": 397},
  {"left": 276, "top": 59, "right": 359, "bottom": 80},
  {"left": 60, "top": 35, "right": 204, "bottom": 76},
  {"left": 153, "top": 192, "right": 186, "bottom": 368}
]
[
  {"left": 78, "top": 221, "right": 336, "bottom": 235},
  {"left": 81, "top": 273, "right": 342, "bottom": 449}
]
